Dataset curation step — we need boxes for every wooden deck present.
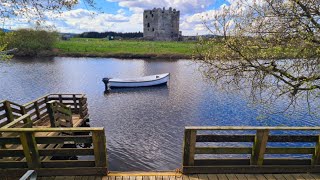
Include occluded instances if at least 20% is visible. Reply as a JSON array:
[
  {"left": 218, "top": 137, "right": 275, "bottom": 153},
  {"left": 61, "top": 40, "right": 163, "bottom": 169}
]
[{"left": 31, "top": 172, "right": 320, "bottom": 180}]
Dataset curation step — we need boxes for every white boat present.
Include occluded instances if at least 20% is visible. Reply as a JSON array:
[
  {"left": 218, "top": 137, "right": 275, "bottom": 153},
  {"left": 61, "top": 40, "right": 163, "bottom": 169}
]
[{"left": 102, "top": 73, "right": 170, "bottom": 88}]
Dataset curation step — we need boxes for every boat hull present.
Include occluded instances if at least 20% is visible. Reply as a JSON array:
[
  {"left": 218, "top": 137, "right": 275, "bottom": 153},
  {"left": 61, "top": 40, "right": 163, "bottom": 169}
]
[{"left": 109, "top": 74, "right": 169, "bottom": 88}]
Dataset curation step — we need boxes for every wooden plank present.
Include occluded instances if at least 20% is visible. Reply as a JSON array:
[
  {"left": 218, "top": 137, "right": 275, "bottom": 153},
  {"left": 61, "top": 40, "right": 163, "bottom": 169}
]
[
  {"left": 225, "top": 174, "right": 237, "bottom": 180},
  {"left": 0, "top": 167, "right": 107, "bottom": 176},
  {"left": 197, "top": 174, "right": 208, "bottom": 180},
  {"left": 281, "top": 174, "right": 295, "bottom": 180},
  {"left": 245, "top": 174, "right": 257, "bottom": 180},
  {"left": 11, "top": 107, "right": 22, "bottom": 114},
  {"left": 264, "top": 159, "right": 311, "bottom": 165},
  {"left": 235, "top": 174, "right": 247, "bottom": 180},
  {"left": 271, "top": 174, "right": 286, "bottom": 180},
  {"left": 195, "top": 147, "right": 252, "bottom": 154},
  {"left": 0, "top": 113, "right": 7, "bottom": 120},
  {"left": 251, "top": 129, "right": 269, "bottom": 165},
  {"left": 254, "top": 174, "right": 267, "bottom": 180},
  {"left": 311, "top": 174, "right": 320, "bottom": 180},
  {"left": 206, "top": 174, "right": 218, "bottom": 180},
  {"left": 185, "top": 126, "right": 320, "bottom": 131},
  {"left": 0, "top": 137, "right": 21, "bottom": 144},
  {"left": 313, "top": 135, "right": 320, "bottom": 165},
  {"left": 41, "top": 160, "right": 95, "bottom": 168},
  {"left": 265, "top": 148, "right": 314, "bottom": 154},
  {"left": 39, "top": 148, "right": 94, "bottom": 156},
  {"left": 35, "top": 136, "right": 92, "bottom": 144},
  {"left": 92, "top": 130, "right": 108, "bottom": 167},
  {"left": 196, "top": 135, "right": 254, "bottom": 142},
  {"left": 188, "top": 175, "right": 198, "bottom": 180},
  {"left": 268, "top": 135, "right": 318, "bottom": 142},
  {"left": 182, "top": 129, "right": 197, "bottom": 166},
  {"left": 263, "top": 174, "right": 276, "bottom": 180},
  {"left": 216, "top": 174, "right": 227, "bottom": 180},
  {"left": 25, "top": 104, "right": 35, "bottom": 112},
  {"left": 195, "top": 158, "right": 249, "bottom": 166},
  {"left": 2, "top": 114, "right": 32, "bottom": 128},
  {"left": 301, "top": 174, "right": 315, "bottom": 180},
  {"left": 0, "top": 105, "right": 5, "bottom": 111},
  {"left": 194, "top": 158, "right": 311, "bottom": 166},
  {"left": 0, "top": 161, "right": 28, "bottom": 168},
  {"left": 182, "top": 166, "right": 320, "bottom": 174},
  {"left": 0, "top": 149, "right": 25, "bottom": 157},
  {"left": 20, "top": 131, "right": 41, "bottom": 168},
  {"left": 0, "top": 127, "right": 103, "bottom": 132}
]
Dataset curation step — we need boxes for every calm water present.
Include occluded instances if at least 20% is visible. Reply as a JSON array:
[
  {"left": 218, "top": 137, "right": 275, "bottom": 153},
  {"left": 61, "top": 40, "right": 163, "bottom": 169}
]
[{"left": 0, "top": 57, "right": 318, "bottom": 171}]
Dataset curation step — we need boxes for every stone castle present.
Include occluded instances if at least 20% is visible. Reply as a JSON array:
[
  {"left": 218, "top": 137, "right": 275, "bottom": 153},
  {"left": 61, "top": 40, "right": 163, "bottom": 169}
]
[{"left": 143, "top": 7, "right": 181, "bottom": 41}]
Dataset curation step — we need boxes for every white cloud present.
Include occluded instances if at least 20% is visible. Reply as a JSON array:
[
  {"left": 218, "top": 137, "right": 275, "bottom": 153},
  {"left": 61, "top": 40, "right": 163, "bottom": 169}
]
[{"left": 2, "top": 0, "right": 252, "bottom": 35}]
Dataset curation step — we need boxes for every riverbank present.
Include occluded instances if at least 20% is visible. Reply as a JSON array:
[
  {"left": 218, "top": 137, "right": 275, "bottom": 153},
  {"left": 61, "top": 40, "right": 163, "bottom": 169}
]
[{"left": 53, "top": 38, "right": 198, "bottom": 59}]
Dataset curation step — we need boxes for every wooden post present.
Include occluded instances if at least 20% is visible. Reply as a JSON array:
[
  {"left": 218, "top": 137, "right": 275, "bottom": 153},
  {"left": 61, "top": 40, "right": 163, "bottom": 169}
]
[
  {"left": 312, "top": 135, "right": 320, "bottom": 165},
  {"left": 73, "top": 94, "right": 78, "bottom": 113},
  {"left": 34, "top": 101, "right": 40, "bottom": 119},
  {"left": 20, "top": 105, "right": 27, "bottom": 115},
  {"left": 3, "top": 101, "right": 14, "bottom": 122},
  {"left": 183, "top": 129, "right": 197, "bottom": 167},
  {"left": 92, "top": 130, "right": 108, "bottom": 168},
  {"left": 20, "top": 132, "right": 41, "bottom": 168},
  {"left": 59, "top": 94, "right": 63, "bottom": 103},
  {"left": 251, "top": 129, "right": 269, "bottom": 165},
  {"left": 22, "top": 114, "right": 33, "bottom": 128},
  {"left": 46, "top": 101, "right": 56, "bottom": 127},
  {"left": 79, "top": 97, "right": 84, "bottom": 118}
]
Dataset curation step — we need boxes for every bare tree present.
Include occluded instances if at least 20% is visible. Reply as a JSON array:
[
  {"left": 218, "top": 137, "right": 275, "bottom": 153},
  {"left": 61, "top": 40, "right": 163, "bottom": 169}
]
[{"left": 195, "top": 0, "right": 319, "bottom": 116}]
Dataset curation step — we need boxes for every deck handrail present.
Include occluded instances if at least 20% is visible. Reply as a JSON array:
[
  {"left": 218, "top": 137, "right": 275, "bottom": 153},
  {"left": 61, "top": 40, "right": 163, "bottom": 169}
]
[
  {"left": 1, "top": 114, "right": 32, "bottom": 128},
  {"left": 1, "top": 93, "right": 89, "bottom": 128},
  {"left": 0, "top": 127, "right": 104, "bottom": 132},
  {"left": 185, "top": 126, "right": 320, "bottom": 130},
  {"left": 0, "top": 127, "right": 107, "bottom": 176},
  {"left": 182, "top": 126, "right": 320, "bottom": 174}
]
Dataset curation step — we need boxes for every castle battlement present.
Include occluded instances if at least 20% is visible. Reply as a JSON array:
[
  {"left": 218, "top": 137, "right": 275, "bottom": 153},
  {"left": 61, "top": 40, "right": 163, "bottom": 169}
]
[{"left": 143, "top": 7, "right": 181, "bottom": 41}]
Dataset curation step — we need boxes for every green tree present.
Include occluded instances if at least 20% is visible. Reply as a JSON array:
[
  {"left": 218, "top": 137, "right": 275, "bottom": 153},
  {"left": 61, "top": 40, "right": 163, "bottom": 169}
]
[{"left": 196, "top": 0, "right": 319, "bottom": 115}]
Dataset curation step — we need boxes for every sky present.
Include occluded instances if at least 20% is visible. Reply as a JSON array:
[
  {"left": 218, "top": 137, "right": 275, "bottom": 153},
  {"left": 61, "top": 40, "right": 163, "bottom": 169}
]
[{"left": 2, "top": 0, "right": 230, "bottom": 35}]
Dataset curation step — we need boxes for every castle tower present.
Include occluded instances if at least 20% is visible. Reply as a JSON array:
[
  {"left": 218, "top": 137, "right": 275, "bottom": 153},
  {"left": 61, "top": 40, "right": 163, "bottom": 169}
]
[{"left": 143, "top": 7, "right": 180, "bottom": 41}]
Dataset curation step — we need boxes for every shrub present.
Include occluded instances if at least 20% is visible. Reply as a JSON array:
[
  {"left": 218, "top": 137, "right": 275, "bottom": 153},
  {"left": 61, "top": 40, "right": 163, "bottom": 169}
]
[{"left": 7, "top": 29, "right": 58, "bottom": 56}]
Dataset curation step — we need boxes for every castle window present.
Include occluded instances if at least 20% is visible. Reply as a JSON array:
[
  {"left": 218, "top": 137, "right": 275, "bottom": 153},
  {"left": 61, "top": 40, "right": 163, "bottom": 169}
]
[
  {"left": 152, "top": 28, "right": 154, "bottom": 31},
  {"left": 147, "top": 23, "right": 150, "bottom": 27},
  {"left": 152, "top": 14, "right": 154, "bottom": 17},
  {"left": 150, "top": 11, "right": 152, "bottom": 14},
  {"left": 145, "top": 15, "right": 148, "bottom": 18}
]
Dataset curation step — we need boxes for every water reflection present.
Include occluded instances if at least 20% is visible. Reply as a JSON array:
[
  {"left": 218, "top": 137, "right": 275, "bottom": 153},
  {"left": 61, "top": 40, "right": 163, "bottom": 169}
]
[
  {"left": 105, "top": 85, "right": 169, "bottom": 96},
  {"left": 0, "top": 57, "right": 319, "bottom": 171}
]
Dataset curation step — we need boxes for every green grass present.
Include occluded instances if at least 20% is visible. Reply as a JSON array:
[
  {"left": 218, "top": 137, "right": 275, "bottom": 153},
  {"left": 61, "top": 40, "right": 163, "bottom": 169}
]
[{"left": 54, "top": 38, "right": 197, "bottom": 57}]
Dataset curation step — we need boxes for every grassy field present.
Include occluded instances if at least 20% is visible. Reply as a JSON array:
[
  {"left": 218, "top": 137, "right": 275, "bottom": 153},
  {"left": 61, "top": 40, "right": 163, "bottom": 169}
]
[{"left": 54, "top": 38, "right": 198, "bottom": 58}]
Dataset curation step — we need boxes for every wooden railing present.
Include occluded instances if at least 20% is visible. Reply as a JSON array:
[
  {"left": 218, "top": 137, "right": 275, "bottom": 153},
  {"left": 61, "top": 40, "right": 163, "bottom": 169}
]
[
  {"left": 182, "top": 126, "right": 320, "bottom": 174},
  {"left": 0, "top": 127, "right": 108, "bottom": 176},
  {"left": 46, "top": 100, "right": 73, "bottom": 128},
  {"left": 0, "top": 94, "right": 88, "bottom": 128},
  {"left": 0, "top": 100, "right": 26, "bottom": 127}
]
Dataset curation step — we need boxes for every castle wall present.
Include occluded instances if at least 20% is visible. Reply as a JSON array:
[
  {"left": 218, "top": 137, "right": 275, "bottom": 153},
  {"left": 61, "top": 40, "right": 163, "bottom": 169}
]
[{"left": 143, "top": 7, "right": 180, "bottom": 41}]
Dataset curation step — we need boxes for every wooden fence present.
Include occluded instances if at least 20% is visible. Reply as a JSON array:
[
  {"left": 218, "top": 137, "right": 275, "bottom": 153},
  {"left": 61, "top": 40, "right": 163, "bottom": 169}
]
[
  {"left": 0, "top": 94, "right": 88, "bottom": 128},
  {"left": 0, "top": 126, "right": 108, "bottom": 176},
  {"left": 182, "top": 126, "right": 320, "bottom": 174}
]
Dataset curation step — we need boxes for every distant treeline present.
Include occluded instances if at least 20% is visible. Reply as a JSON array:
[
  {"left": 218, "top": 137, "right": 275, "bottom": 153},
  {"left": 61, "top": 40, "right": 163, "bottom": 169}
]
[{"left": 79, "top": 31, "right": 143, "bottom": 39}]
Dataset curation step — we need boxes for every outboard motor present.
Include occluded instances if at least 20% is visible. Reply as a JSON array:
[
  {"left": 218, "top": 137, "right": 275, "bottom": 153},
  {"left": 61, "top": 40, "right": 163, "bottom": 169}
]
[{"left": 102, "top": 78, "right": 110, "bottom": 92}]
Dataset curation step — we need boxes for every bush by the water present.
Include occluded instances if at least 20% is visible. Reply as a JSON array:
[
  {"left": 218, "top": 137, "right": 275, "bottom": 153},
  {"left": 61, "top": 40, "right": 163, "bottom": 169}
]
[{"left": 6, "top": 29, "right": 58, "bottom": 56}]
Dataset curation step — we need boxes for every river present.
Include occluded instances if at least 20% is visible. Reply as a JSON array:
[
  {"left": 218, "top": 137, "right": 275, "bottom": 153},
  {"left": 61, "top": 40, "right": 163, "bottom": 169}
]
[{"left": 0, "top": 57, "right": 318, "bottom": 171}]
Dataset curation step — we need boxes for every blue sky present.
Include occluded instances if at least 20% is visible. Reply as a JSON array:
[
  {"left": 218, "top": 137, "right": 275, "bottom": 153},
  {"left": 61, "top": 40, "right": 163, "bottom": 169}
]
[{"left": 3, "top": 0, "right": 231, "bottom": 35}]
